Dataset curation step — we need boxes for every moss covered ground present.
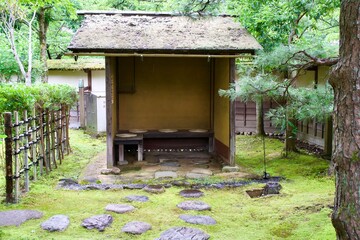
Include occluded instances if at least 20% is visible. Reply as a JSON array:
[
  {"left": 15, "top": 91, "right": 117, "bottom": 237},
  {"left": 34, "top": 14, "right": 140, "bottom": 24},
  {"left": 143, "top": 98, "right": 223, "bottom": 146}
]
[{"left": 0, "top": 131, "right": 335, "bottom": 239}]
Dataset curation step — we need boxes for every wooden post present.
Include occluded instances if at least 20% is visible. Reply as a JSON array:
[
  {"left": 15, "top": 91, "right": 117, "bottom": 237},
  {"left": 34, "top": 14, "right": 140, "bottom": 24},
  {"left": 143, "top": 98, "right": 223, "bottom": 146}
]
[
  {"left": 14, "top": 111, "right": 20, "bottom": 202},
  {"left": 4, "top": 112, "right": 14, "bottom": 203},
  {"left": 31, "top": 108, "right": 37, "bottom": 181},
  {"left": 106, "top": 57, "right": 114, "bottom": 168},
  {"left": 23, "top": 110, "right": 29, "bottom": 192},
  {"left": 229, "top": 58, "right": 236, "bottom": 166},
  {"left": 79, "top": 80, "right": 85, "bottom": 128},
  {"left": 324, "top": 115, "right": 333, "bottom": 157}
]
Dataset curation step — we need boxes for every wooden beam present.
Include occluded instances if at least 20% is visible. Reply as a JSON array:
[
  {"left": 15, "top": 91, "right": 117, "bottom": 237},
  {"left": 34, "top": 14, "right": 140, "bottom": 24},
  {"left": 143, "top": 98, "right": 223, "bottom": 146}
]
[
  {"left": 229, "top": 58, "right": 236, "bottom": 166},
  {"left": 105, "top": 57, "right": 114, "bottom": 168}
]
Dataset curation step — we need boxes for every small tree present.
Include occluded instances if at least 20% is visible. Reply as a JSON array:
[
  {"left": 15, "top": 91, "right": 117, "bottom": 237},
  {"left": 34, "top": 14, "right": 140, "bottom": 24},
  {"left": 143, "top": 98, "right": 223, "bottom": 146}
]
[{"left": 0, "top": 0, "right": 37, "bottom": 85}]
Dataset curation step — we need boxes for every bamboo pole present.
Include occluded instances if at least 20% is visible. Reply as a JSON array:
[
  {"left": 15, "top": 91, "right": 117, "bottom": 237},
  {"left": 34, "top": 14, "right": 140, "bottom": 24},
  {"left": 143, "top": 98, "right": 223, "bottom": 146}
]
[
  {"left": 39, "top": 109, "right": 48, "bottom": 174},
  {"left": 14, "top": 111, "right": 20, "bottom": 202},
  {"left": 45, "top": 110, "right": 52, "bottom": 171},
  {"left": 50, "top": 111, "right": 57, "bottom": 168},
  {"left": 31, "top": 108, "right": 37, "bottom": 181},
  {"left": 61, "top": 105, "right": 66, "bottom": 155},
  {"left": 23, "top": 110, "right": 29, "bottom": 192},
  {"left": 57, "top": 109, "right": 64, "bottom": 160},
  {"left": 4, "top": 112, "right": 14, "bottom": 203},
  {"left": 65, "top": 106, "right": 71, "bottom": 153}
]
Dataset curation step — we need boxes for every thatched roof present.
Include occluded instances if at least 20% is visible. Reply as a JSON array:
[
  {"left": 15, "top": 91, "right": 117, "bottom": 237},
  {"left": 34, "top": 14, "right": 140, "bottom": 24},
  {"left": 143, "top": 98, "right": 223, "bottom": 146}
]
[
  {"left": 68, "top": 11, "right": 262, "bottom": 54},
  {"left": 47, "top": 58, "right": 105, "bottom": 71}
]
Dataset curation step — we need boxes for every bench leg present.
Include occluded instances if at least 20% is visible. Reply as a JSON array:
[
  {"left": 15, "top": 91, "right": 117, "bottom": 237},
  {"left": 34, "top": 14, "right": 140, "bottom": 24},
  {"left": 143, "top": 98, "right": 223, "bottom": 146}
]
[
  {"left": 138, "top": 143, "right": 143, "bottom": 161},
  {"left": 118, "top": 144, "right": 124, "bottom": 163}
]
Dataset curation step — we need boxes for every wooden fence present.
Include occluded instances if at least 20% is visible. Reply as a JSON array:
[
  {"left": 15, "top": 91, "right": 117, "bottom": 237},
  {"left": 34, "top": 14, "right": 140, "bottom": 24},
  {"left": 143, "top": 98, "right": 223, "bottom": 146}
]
[{"left": 3, "top": 106, "right": 71, "bottom": 203}]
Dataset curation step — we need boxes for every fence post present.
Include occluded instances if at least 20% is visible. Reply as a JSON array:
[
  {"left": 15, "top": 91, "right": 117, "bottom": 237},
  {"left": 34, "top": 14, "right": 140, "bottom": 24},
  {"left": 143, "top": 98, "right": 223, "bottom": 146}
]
[
  {"left": 24, "top": 110, "right": 29, "bottom": 192},
  {"left": 79, "top": 80, "right": 85, "bottom": 128},
  {"left": 50, "top": 110, "right": 57, "bottom": 168},
  {"left": 4, "top": 112, "right": 14, "bottom": 203},
  {"left": 31, "top": 108, "right": 37, "bottom": 181},
  {"left": 14, "top": 111, "right": 20, "bottom": 203}
]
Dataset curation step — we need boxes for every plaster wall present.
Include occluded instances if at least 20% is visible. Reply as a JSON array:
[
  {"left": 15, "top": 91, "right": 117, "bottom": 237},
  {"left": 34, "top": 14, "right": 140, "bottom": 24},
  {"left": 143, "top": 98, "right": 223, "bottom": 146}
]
[
  {"left": 214, "top": 58, "right": 230, "bottom": 148},
  {"left": 118, "top": 57, "right": 211, "bottom": 130}
]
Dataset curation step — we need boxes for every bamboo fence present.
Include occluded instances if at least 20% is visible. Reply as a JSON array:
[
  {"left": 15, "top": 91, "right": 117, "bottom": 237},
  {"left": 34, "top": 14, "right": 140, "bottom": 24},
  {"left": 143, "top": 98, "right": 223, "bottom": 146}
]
[{"left": 3, "top": 105, "right": 71, "bottom": 203}]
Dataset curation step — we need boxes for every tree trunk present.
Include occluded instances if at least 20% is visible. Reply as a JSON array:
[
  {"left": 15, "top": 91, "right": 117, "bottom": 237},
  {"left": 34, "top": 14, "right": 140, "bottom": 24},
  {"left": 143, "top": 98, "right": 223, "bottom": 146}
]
[
  {"left": 329, "top": 1, "right": 360, "bottom": 239},
  {"left": 256, "top": 97, "right": 266, "bottom": 136},
  {"left": 38, "top": 7, "right": 49, "bottom": 83}
]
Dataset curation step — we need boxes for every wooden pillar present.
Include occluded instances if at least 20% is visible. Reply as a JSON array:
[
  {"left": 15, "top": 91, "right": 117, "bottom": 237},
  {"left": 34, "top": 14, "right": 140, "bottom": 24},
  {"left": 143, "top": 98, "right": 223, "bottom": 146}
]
[
  {"left": 4, "top": 112, "right": 14, "bottom": 203},
  {"left": 324, "top": 115, "right": 333, "bottom": 157},
  {"left": 79, "top": 81, "right": 85, "bottom": 128},
  {"left": 229, "top": 58, "right": 236, "bottom": 166},
  {"left": 106, "top": 57, "right": 114, "bottom": 168}
]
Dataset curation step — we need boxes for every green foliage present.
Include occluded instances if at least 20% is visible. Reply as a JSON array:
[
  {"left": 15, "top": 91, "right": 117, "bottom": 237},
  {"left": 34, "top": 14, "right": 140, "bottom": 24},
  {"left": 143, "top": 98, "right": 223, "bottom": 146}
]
[
  {"left": 267, "top": 85, "right": 334, "bottom": 130},
  {"left": 0, "top": 83, "right": 77, "bottom": 113},
  {"left": 219, "top": 69, "right": 285, "bottom": 102},
  {"left": 228, "top": 0, "right": 340, "bottom": 51}
]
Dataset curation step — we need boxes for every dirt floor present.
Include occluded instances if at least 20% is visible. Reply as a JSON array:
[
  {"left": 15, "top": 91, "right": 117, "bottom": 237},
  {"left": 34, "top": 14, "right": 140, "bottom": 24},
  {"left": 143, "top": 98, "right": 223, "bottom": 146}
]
[{"left": 79, "top": 150, "right": 252, "bottom": 184}]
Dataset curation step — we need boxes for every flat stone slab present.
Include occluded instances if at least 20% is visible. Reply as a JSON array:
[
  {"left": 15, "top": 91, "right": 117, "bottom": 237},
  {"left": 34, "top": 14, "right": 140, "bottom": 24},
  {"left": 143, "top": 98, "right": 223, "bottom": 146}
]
[
  {"left": 125, "top": 195, "right": 149, "bottom": 202},
  {"left": 186, "top": 173, "right": 209, "bottom": 179},
  {"left": 155, "top": 171, "right": 178, "bottom": 179},
  {"left": 82, "top": 214, "right": 113, "bottom": 231},
  {"left": 156, "top": 227, "right": 210, "bottom": 240},
  {"left": 143, "top": 185, "right": 165, "bottom": 194},
  {"left": 0, "top": 210, "right": 43, "bottom": 227},
  {"left": 191, "top": 168, "right": 213, "bottom": 176},
  {"left": 179, "top": 215, "right": 216, "bottom": 225},
  {"left": 122, "top": 221, "right": 152, "bottom": 235},
  {"left": 41, "top": 215, "right": 70, "bottom": 232},
  {"left": 101, "top": 167, "right": 121, "bottom": 175},
  {"left": 179, "top": 189, "right": 204, "bottom": 198},
  {"left": 177, "top": 201, "right": 211, "bottom": 211},
  {"left": 160, "top": 161, "right": 181, "bottom": 167},
  {"left": 222, "top": 166, "right": 240, "bottom": 172},
  {"left": 192, "top": 159, "right": 211, "bottom": 164},
  {"left": 123, "top": 184, "right": 147, "bottom": 189},
  {"left": 105, "top": 204, "right": 135, "bottom": 214}
]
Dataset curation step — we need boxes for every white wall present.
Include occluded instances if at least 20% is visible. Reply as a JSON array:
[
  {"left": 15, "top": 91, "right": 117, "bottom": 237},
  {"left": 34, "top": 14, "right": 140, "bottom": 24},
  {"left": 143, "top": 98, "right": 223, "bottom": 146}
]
[{"left": 48, "top": 70, "right": 87, "bottom": 89}]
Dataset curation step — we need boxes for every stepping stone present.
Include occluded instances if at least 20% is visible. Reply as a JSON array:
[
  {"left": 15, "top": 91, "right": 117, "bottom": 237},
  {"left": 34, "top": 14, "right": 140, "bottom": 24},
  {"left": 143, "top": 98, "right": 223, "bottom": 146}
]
[
  {"left": 179, "top": 214, "right": 216, "bottom": 225},
  {"left": 192, "top": 159, "right": 210, "bottom": 164},
  {"left": 222, "top": 166, "right": 240, "bottom": 172},
  {"left": 155, "top": 171, "right": 178, "bottom": 179},
  {"left": 121, "top": 221, "right": 152, "bottom": 235},
  {"left": 177, "top": 201, "right": 211, "bottom": 211},
  {"left": 0, "top": 210, "right": 43, "bottom": 227},
  {"left": 172, "top": 180, "right": 191, "bottom": 187},
  {"left": 123, "top": 184, "right": 147, "bottom": 189},
  {"left": 82, "top": 214, "right": 113, "bottom": 231},
  {"left": 263, "top": 182, "right": 282, "bottom": 195},
  {"left": 160, "top": 161, "right": 181, "bottom": 167},
  {"left": 143, "top": 185, "right": 165, "bottom": 194},
  {"left": 57, "top": 178, "right": 84, "bottom": 190},
  {"left": 186, "top": 172, "right": 209, "bottom": 179},
  {"left": 156, "top": 226, "right": 210, "bottom": 240},
  {"left": 101, "top": 167, "right": 121, "bottom": 175},
  {"left": 191, "top": 168, "right": 213, "bottom": 176},
  {"left": 179, "top": 189, "right": 204, "bottom": 198},
  {"left": 125, "top": 195, "right": 149, "bottom": 202},
  {"left": 41, "top": 215, "right": 70, "bottom": 232},
  {"left": 194, "top": 164, "right": 209, "bottom": 169},
  {"left": 105, "top": 204, "right": 135, "bottom": 214}
]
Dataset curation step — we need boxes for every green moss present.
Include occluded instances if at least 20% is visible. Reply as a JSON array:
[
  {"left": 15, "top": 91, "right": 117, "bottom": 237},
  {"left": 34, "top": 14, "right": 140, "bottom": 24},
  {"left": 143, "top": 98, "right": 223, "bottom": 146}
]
[{"left": 0, "top": 132, "right": 335, "bottom": 239}]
